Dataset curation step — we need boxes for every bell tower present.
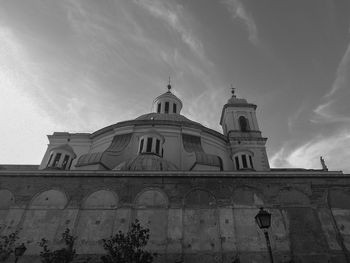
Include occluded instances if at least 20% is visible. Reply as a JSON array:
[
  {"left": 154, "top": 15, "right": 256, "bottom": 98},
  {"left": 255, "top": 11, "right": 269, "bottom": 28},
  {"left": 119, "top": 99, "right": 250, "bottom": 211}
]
[{"left": 220, "top": 88, "right": 270, "bottom": 171}]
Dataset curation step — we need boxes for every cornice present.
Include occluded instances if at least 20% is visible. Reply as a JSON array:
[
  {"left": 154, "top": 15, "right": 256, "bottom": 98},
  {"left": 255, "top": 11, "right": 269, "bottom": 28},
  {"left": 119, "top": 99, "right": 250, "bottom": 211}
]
[{"left": 0, "top": 170, "right": 345, "bottom": 178}]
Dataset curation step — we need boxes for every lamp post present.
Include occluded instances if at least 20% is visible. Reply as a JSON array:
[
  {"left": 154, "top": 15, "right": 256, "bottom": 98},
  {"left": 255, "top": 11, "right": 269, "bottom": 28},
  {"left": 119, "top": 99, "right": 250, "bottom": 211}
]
[
  {"left": 255, "top": 207, "right": 274, "bottom": 263},
  {"left": 14, "top": 243, "right": 26, "bottom": 263}
]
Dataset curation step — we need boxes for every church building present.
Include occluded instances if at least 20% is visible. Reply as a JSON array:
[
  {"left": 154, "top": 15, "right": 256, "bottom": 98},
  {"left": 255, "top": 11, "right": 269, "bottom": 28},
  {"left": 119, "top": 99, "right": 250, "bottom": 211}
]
[{"left": 0, "top": 84, "right": 349, "bottom": 263}]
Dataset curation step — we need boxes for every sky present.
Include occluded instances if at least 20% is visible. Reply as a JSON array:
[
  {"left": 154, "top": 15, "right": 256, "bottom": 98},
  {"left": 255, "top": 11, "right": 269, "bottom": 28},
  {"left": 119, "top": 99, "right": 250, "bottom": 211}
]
[{"left": 0, "top": 0, "right": 350, "bottom": 172}]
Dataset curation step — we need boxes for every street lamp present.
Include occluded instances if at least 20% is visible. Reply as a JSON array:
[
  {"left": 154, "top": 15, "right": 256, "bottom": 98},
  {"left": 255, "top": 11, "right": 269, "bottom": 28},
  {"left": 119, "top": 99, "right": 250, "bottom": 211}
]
[
  {"left": 255, "top": 207, "right": 274, "bottom": 263},
  {"left": 14, "top": 243, "right": 26, "bottom": 263}
]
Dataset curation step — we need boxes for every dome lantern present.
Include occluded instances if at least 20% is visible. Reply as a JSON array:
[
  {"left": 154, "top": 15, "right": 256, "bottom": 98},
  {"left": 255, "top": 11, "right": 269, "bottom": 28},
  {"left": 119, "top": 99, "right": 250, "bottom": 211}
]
[{"left": 153, "top": 79, "right": 183, "bottom": 114}]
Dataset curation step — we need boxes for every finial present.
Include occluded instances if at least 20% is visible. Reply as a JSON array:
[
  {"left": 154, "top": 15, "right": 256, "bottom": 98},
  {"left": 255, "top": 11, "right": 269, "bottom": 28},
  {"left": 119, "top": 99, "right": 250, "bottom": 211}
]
[
  {"left": 320, "top": 156, "right": 328, "bottom": 171},
  {"left": 167, "top": 76, "right": 172, "bottom": 92},
  {"left": 230, "top": 84, "right": 236, "bottom": 97}
]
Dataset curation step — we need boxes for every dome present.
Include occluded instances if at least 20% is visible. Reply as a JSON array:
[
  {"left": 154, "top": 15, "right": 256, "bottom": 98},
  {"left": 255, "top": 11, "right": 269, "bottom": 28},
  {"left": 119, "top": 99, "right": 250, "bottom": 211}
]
[
  {"left": 114, "top": 154, "right": 178, "bottom": 171},
  {"left": 136, "top": 113, "right": 201, "bottom": 125}
]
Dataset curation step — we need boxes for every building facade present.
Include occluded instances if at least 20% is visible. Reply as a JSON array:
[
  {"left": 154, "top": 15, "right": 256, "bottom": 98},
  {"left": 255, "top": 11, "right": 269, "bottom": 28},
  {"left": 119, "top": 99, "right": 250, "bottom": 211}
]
[{"left": 0, "top": 86, "right": 350, "bottom": 263}]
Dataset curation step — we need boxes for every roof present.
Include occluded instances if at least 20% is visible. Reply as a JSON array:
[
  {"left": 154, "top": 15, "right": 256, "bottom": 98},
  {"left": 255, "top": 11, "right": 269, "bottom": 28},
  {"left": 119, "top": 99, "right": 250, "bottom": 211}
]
[
  {"left": 153, "top": 91, "right": 183, "bottom": 107},
  {"left": 50, "top": 144, "right": 76, "bottom": 157},
  {"left": 219, "top": 96, "right": 257, "bottom": 125},
  {"left": 114, "top": 154, "right": 178, "bottom": 171},
  {"left": 227, "top": 95, "right": 248, "bottom": 104},
  {"left": 182, "top": 134, "right": 222, "bottom": 168},
  {"left": 0, "top": 165, "right": 39, "bottom": 171},
  {"left": 135, "top": 112, "right": 200, "bottom": 124},
  {"left": 92, "top": 113, "right": 227, "bottom": 142},
  {"left": 76, "top": 133, "right": 132, "bottom": 169}
]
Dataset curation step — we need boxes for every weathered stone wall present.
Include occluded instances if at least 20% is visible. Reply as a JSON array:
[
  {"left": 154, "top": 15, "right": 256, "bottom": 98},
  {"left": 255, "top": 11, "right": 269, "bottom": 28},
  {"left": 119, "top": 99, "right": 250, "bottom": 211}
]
[{"left": 0, "top": 171, "right": 350, "bottom": 263}]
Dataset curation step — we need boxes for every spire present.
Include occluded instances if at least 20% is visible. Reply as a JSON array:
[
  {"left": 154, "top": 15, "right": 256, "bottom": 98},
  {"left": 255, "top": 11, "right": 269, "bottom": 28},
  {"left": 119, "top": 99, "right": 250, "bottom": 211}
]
[{"left": 167, "top": 76, "right": 172, "bottom": 92}]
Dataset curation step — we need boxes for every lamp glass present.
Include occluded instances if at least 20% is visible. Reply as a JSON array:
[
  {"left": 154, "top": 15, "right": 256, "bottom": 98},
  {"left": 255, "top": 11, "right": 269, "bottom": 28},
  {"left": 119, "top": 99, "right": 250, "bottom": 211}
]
[
  {"left": 255, "top": 208, "right": 271, "bottom": 229},
  {"left": 14, "top": 244, "right": 27, "bottom": 257}
]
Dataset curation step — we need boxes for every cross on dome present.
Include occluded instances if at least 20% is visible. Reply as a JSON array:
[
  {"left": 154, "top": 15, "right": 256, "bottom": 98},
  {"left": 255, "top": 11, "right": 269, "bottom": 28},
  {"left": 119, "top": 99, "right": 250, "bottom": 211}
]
[
  {"left": 230, "top": 84, "right": 236, "bottom": 97},
  {"left": 167, "top": 76, "right": 172, "bottom": 92}
]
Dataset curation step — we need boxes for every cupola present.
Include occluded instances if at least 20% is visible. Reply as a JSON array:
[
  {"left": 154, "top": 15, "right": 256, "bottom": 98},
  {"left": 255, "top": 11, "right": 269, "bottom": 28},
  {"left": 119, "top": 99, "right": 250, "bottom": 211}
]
[
  {"left": 153, "top": 79, "right": 183, "bottom": 114},
  {"left": 45, "top": 144, "right": 76, "bottom": 170}
]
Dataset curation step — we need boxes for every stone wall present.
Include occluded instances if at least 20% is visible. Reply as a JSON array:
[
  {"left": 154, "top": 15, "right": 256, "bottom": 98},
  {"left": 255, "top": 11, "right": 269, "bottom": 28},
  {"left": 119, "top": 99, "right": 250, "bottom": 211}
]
[{"left": 0, "top": 171, "right": 350, "bottom": 263}]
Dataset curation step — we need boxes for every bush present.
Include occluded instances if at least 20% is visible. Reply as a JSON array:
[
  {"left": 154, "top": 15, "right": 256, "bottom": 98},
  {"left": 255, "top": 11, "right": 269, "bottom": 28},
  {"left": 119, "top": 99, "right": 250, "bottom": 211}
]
[
  {"left": 0, "top": 230, "right": 20, "bottom": 261},
  {"left": 101, "top": 219, "right": 157, "bottom": 263},
  {"left": 39, "top": 228, "right": 76, "bottom": 263}
]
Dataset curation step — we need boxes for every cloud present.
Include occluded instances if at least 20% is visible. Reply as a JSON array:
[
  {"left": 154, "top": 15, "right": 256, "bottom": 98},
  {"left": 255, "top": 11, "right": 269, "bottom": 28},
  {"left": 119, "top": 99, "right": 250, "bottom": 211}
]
[
  {"left": 312, "top": 100, "right": 350, "bottom": 124},
  {"left": 133, "top": 0, "right": 205, "bottom": 59},
  {"left": 326, "top": 42, "right": 350, "bottom": 96},
  {"left": 287, "top": 104, "right": 306, "bottom": 131},
  {"left": 312, "top": 39, "right": 350, "bottom": 124},
  {"left": 0, "top": 26, "right": 62, "bottom": 164},
  {"left": 186, "top": 87, "right": 227, "bottom": 131},
  {"left": 0, "top": 1, "right": 225, "bottom": 164},
  {"left": 222, "top": 0, "right": 259, "bottom": 45},
  {"left": 270, "top": 130, "right": 350, "bottom": 173}
]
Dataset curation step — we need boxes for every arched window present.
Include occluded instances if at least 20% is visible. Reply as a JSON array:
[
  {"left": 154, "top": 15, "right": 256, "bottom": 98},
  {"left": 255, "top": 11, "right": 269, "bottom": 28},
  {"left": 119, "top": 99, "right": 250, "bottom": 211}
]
[
  {"left": 146, "top": 138, "right": 153, "bottom": 152},
  {"left": 239, "top": 116, "right": 249, "bottom": 132},
  {"left": 52, "top": 153, "right": 61, "bottom": 168},
  {"left": 173, "top": 103, "right": 177, "bottom": 113},
  {"left": 234, "top": 153, "right": 254, "bottom": 170},
  {"left": 164, "top": 101, "right": 169, "bottom": 113},
  {"left": 139, "top": 139, "right": 144, "bottom": 153},
  {"left": 155, "top": 139, "right": 160, "bottom": 154},
  {"left": 138, "top": 130, "right": 164, "bottom": 156},
  {"left": 46, "top": 152, "right": 53, "bottom": 168},
  {"left": 62, "top": 155, "right": 70, "bottom": 169},
  {"left": 157, "top": 103, "right": 161, "bottom": 113}
]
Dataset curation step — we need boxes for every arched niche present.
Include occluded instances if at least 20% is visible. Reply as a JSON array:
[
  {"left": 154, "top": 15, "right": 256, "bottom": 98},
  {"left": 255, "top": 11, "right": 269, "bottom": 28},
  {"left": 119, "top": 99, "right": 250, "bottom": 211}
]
[
  {"left": 238, "top": 116, "right": 250, "bottom": 132},
  {"left": 232, "top": 187, "right": 263, "bottom": 207},
  {"left": 22, "top": 189, "right": 69, "bottom": 254},
  {"left": 329, "top": 189, "right": 350, "bottom": 209},
  {"left": 76, "top": 189, "right": 119, "bottom": 254},
  {"left": 135, "top": 189, "right": 168, "bottom": 208},
  {"left": 134, "top": 189, "right": 168, "bottom": 252},
  {"left": 82, "top": 190, "right": 118, "bottom": 209},
  {"left": 0, "top": 189, "right": 15, "bottom": 209},
  {"left": 183, "top": 189, "right": 220, "bottom": 253},
  {"left": 278, "top": 189, "right": 310, "bottom": 206},
  {"left": 184, "top": 189, "right": 216, "bottom": 208},
  {"left": 30, "top": 189, "right": 67, "bottom": 209}
]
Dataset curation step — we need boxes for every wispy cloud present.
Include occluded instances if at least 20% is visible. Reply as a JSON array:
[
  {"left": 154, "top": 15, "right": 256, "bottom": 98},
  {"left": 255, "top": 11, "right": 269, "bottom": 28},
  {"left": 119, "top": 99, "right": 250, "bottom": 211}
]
[
  {"left": 270, "top": 130, "right": 350, "bottom": 173},
  {"left": 287, "top": 104, "right": 306, "bottom": 131},
  {"left": 326, "top": 41, "right": 350, "bottom": 97},
  {"left": 0, "top": 26, "right": 62, "bottom": 163},
  {"left": 222, "top": 0, "right": 258, "bottom": 45},
  {"left": 312, "top": 100, "right": 350, "bottom": 124},
  {"left": 312, "top": 39, "right": 350, "bottom": 124},
  {"left": 186, "top": 87, "right": 227, "bottom": 131},
  {"left": 133, "top": 0, "right": 205, "bottom": 59}
]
